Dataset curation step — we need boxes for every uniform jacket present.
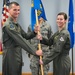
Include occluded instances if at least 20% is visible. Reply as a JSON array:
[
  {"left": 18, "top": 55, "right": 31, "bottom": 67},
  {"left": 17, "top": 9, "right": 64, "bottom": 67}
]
[
  {"left": 2, "top": 17, "right": 37, "bottom": 75},
  {"left": 41, "top": 28, "right": 71, "bottom": 75}
]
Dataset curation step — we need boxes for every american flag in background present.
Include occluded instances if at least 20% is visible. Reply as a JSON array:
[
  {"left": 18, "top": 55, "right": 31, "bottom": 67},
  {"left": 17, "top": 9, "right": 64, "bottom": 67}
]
[
  {"left": 1, "top": 0, "right": 10, "bottom": 25},
  {"left": 0, "top": 0, "right": 10, "bottom": 54}
]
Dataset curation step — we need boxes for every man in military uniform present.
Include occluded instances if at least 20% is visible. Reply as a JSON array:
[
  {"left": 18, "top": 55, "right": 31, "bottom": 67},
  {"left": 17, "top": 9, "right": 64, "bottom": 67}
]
[
  {"left": 2, "top": 2, "right": 42, "bottom": 75},
  {"left": 28, "top": 17, "right": 52, "bottom": 75}
]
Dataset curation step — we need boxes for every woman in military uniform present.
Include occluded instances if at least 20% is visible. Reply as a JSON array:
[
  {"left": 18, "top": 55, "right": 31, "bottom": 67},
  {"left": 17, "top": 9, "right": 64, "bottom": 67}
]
[{"left": 38, "top": 12, "right": 71, "bottom": 75}]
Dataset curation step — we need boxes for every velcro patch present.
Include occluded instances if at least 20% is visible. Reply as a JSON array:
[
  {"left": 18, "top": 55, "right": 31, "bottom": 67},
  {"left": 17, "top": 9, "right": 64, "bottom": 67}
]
[
  {"left": 10, "top": 24, "right": 15, "bottom": 30},
  {"left": 60, "top": 37, "right": 64, "bottom": 41}
]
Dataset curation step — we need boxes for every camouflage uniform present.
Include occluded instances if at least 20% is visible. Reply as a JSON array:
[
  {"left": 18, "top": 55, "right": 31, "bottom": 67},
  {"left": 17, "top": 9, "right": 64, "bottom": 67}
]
[
  {"left": 41, "top": 28, "right": 71, "bottom": 75},
  {"left": 2, "top": 17, "right": 37, "bottom": 75},
  {"left": 28, "top": 21, "right": 52, "bottom": 75}
]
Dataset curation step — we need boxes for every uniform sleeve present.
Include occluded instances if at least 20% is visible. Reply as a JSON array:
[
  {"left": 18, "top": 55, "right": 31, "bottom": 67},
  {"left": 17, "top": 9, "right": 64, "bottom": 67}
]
[
  {"left": 43, "top": 51, "right": 60, "bottom": 65},
  {"left": 40, "top": 36, "right": 53, "bottom": 46},
  {"left": 27, "top": 25, "right": 33, "bottom": 43},
  {"left": 27, "top": 25, "right": 32, "bottom": 32},
  {"left": 21, "top": 26, "right": 36, "bottom": 40},
  {"left": 4, "top": 26, "right": 37, "bottom": 55},
  {"left": 43, "top": 33, "right": 68, "bottom": 65},
  {"left": 40, "top": 24, "right": 53, "bottom": 46}
]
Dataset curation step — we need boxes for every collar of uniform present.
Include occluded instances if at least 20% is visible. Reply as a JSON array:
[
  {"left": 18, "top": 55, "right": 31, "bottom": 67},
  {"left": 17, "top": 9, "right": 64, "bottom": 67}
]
[
  {"left": 40, "top": 21, "right": 46, "bottom": 28},
  {"left": 59, "top": 27, "right": 66, "bottom": 33},
  {"left": 8, "top": 17, "right": 13, "bottom": 21},
  {"left": 8, "top": 17, "right": 18, "bottom": 24}
]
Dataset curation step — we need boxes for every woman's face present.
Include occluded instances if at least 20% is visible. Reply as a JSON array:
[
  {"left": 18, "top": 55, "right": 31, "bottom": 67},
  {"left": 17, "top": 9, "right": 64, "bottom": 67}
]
[{"left": 56, "top": 15, "right": 67, "bottom": 28}]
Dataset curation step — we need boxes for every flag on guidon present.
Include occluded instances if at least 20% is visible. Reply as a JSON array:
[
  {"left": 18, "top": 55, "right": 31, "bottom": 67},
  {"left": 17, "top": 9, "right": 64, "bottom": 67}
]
[{"left": 31, "top": 0, "right": 47, "bottom": 30}]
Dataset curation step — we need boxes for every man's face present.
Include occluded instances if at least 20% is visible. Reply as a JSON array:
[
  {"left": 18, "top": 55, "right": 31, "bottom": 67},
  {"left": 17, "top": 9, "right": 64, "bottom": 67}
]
[{"left": 9, "top": 4, "right": 20, "bottom": 19}]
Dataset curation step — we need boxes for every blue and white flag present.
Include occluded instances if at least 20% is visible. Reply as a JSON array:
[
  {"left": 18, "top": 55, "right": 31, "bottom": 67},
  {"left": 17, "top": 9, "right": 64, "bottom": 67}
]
[
  {"left": 68, "top": 0, "right": 74, "bottom": 48},
  {"left": 73, "top": 0, "right": 75, "bottom": 45},
  {"left": 31, "top": 0, "right": 47, "bottom": 30}
]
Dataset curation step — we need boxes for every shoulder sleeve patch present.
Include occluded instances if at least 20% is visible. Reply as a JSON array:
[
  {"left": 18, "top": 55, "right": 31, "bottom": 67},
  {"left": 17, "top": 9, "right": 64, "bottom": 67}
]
[
  {"left": 9, "top": 24, "right": 15, "bottom": 30},
  {"left": 59, "top": 37, "right": 64, "bottom": 41}
]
